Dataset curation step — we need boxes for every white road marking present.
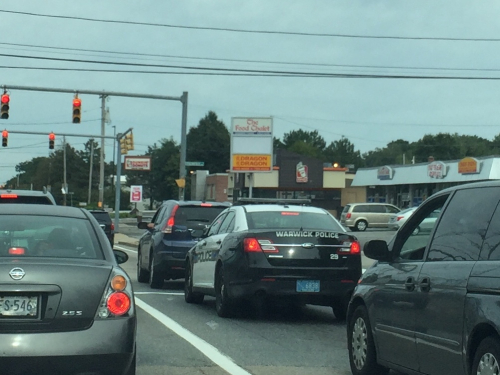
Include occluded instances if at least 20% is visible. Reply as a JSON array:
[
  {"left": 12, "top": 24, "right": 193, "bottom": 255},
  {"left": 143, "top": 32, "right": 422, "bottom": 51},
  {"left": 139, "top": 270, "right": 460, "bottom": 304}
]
[
  {"left": 135, "top": 298, "right": 251, "bottom": 375},
  {"left": 135, "top": 292, "right": 184, "bottom": 296},
  {"left": 114, "top": 245, "right": 137, "bottom": 253}
]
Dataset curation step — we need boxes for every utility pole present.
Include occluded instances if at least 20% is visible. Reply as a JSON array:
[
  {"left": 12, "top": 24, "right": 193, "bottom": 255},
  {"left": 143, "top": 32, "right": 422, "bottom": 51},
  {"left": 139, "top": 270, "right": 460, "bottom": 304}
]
[
  {"left": 99, "top": 95, "right": 107, "bottom": 208},
  {"left": 88, "top": 139, "right": 94, "bottom": 205},
  {"left": 63, "top": 136, "right": 67, "bottom": 206},
  {"left": 178, "top": 91, "right": 188, "bottom": 200}
]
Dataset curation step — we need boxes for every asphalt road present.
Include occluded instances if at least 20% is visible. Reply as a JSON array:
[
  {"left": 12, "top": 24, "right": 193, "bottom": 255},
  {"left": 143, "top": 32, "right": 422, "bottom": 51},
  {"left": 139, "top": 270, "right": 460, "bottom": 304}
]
[{"left": 115, "top": 223, "right": 401, "bottom": 375}]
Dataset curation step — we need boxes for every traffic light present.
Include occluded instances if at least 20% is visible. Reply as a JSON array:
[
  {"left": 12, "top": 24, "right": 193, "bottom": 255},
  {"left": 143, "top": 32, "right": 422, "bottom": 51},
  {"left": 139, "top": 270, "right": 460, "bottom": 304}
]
[
  {"left": 1, "top": 94, "right": 10, "bottom": 119},
  {"left": 72, "top": 96, "right": 82, "bottom": 123},
  {"left": 125, "top": 133, "right": 134, "bottom": 151},
  {"left": 120, "top": 137, "right": 128, "bottom": 155},
  {"left": 49, "top": 132, "right": 55, "bottom": 149},
  {"left": 2, "top": 130, "right": 8, "bottom": 147}
]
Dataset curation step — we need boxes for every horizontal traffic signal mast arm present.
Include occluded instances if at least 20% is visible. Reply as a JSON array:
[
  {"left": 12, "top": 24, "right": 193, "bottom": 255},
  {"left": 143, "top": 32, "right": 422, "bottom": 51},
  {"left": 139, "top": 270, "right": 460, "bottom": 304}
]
[
  {"left": 3, "top": 129, "right": 130, "bottom": 139},
  {"left": 0, "top": 84, "right": 183, "bottom": 102}
]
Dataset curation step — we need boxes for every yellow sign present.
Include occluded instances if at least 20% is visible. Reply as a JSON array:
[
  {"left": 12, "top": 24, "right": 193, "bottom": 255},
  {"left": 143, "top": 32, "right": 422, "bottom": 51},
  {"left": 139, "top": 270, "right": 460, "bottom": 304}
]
[
  {"left": 458, "top": 157, "right": 479, "bottom": 174},
  {"left": 175, "top": 178, "right": 185, "bottom": 188},
  {"left": 232, "top": 154, "right": 272, "bottom": 171}
]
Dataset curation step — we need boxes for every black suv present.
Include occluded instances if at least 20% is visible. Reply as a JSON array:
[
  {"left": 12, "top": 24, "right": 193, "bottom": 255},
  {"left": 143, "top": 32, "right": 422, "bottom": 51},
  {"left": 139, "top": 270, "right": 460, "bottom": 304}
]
[
  {"left": 347, "top": 180, "right": 500, "bottom": 375},
  {"left": 136, "top": 200, "right": 231, "bottom": 288},
  {"left": 88, "top": 210, "right": 114, "bottom": 247}
]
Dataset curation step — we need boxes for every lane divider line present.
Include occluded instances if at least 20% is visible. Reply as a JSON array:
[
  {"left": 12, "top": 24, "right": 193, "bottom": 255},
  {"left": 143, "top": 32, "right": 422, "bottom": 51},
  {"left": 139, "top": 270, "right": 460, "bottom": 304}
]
[{"left": 135, "top": 297, "right": 251, "bottom": 375}]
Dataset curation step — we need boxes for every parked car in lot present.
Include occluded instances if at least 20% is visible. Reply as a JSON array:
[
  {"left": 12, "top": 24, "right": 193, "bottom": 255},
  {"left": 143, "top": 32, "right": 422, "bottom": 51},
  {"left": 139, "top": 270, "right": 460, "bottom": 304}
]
[
  {"left": 88, "top": 209, "right": 114, "bottom": 247},
  {"left": 347, "top": 180, "right": 500, "bottom": 375},
  {"left": 184, "top": 199, "right": 362, "bottom": 319},
  {"left": 340, "top": 202, "right": 400, "bottom": 231},
  {"left": 137, "top": 200, "right": 231, "bottom": 288},
  {"left": 0, "top": 189, "right": 56, "bottom": 205},
  {"left": 0, "top": 204, "right": 136, "bottom": 375},
  {"left": 388, "top": 207, "right": 417, "bottom": 230}
]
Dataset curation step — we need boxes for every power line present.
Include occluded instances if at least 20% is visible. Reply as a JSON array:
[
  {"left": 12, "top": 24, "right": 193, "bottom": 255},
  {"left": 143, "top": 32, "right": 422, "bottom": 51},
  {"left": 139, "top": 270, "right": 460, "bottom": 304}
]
[
  {"left": 1, "top": 42, "right": 499, "bottom": 73},
  {"left": 1, "top": 9, "right": 499, "bottom": 41}
]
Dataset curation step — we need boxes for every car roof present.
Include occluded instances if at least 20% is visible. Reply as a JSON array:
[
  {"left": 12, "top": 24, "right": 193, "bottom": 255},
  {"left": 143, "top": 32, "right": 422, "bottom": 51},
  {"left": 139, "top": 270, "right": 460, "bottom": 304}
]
[
  {"left": 241, "top": 204, "right": 327, "bottom": 213},
  {"left": 164, "top": 200, "right": 231, "bottom": 207},
  {"left": 0, "top": 204, "right": 88, "bottom": 218}
]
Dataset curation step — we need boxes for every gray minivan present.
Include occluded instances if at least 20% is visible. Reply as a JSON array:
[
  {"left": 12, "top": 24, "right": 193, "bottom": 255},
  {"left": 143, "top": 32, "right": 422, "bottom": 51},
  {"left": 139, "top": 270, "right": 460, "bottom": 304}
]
[
  {"left": 340, "top": 203, "right": 400, "bottom": 231},
  {"left": 347, "top": 180, "right": 500, "bottom": 375}
]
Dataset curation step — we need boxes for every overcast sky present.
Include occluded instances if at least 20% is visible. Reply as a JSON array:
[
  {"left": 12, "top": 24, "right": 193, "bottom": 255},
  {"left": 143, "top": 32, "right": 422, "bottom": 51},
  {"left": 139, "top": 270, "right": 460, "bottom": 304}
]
[{"left": 1, "top": 1, "right": 500, "bottom": 184}]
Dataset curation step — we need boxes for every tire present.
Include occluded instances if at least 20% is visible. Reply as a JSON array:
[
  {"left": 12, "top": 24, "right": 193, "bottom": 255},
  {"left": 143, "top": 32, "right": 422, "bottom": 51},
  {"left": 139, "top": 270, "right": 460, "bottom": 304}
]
[
  {"left": 348, "top": 305, "right": 389, "bottom": 375},
  {"left": 472, "top": 336, "right": 500, "bottom": 375},
  {"left": 215, "top": 266, "right": 234, "bottom": 318},
  {"left": 332, "top": 300, "right": 348, "bottom": 321},
  {"left": 355, "top": 220, "right": 368, "bottom": 232},
  {"left": 137, "top": 248, "right": 149, "bottom": 283},
  {"left": 148, "top": 252, "right": 164, "bottom": 289},
  {"left": 184, "top": 261, "right": 204, "bottom": 304}
]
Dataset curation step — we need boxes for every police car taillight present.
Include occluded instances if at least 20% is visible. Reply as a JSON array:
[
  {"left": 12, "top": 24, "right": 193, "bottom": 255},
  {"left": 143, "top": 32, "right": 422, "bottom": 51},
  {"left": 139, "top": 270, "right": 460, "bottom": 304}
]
[
  {"left": 244, "top": 238, "right": 262, "bottom": 252},
  {"left": 162, "top": 204, "right": 179, "bottom": 234},
  {"left": 338, "top": 240, "right": 361, "bottom": 254}
]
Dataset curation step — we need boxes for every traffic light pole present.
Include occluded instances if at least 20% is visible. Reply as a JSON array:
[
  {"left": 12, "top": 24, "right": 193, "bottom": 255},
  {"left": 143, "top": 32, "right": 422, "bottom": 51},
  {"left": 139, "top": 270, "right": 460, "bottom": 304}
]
[
  {"left": 114, "top": 128, "right": 133, "bottom": 233},
  {"left": 1, "top": 84, "right": 189, "bottom": 204}
]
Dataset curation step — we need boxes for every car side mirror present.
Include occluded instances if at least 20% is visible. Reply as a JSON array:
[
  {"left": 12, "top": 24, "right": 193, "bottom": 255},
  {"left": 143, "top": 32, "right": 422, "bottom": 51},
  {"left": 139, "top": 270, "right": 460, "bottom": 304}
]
[
  {"left": 137, "top": 222, "right": 151, "bottom": 230},
  {"left": 113, "top": 249, "right": 129, "bottom": 264},
  {"left": 363, "top": 240, "right": 391, "bottom": 261},
  {"left": 190, "top": 229, "right": 205, "bottom": 238}
]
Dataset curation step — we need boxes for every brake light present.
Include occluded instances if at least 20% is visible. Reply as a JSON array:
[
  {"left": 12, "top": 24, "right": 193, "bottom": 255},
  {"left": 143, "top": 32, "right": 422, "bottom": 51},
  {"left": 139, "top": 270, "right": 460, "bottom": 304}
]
[
  {"left": 350, "top": 241, "right": 361, "bottom": 254},
  {"left": 8, "top": 247, "right": 25, "bottom": 255},
  {"left": 244, "top": 238, "right": 262, "bottom": 252},
  {"left": 1, "top": 194, "right": 17, "bottom": 199},
  {"left": 110, "top": 222, "right": 115, "bottom": 231},
  {"left": 346, "top": 213, "right": 351, "bottom": 219},
  {"left": 396, "top": 216, "right": 404, "bottom": 221},
  {"left": 162, "top": 204, "right": 179, "bottom": 234},
  {"left": 107, "top": 292, "right": 131, "bottom": 316},
  {"left": 200, "top": 203, "right": 212, "bottom": 207},
  {"left": 281, "top": 212, "right": 299, "bottom": 216}
]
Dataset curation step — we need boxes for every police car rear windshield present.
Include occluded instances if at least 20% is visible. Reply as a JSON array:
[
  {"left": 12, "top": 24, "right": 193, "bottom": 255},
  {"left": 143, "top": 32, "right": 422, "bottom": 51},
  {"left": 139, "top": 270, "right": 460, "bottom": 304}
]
[{"left": 246, "top": 211, "right": 344, "bottom": 231}]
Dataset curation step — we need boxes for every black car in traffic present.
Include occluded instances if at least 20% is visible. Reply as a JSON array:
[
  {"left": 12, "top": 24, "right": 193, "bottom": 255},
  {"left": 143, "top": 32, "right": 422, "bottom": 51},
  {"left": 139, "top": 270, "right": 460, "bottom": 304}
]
[
  {"left": 89, "top": 209, "right": 115, "bottom": 247},
  {"left": 137, "top": 200, "right": 230, "bottom": 288}
]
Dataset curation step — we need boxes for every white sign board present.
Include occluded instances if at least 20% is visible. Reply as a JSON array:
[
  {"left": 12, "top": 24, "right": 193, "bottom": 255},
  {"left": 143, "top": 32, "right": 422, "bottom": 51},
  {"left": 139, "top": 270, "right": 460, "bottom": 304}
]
[
  {"left": 124, "top": 156, "right": 151, "bottom": 171},
  {"left": 130, "top": 185, "right": 143, "bottom": 203},
  {"left": 230, "top": 117, "right": 273, "bottom": 173}
]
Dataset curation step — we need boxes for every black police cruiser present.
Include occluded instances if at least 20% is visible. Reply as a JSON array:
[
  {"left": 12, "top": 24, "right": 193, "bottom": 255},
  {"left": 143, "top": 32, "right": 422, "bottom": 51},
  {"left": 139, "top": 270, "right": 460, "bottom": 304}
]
[{"left": 184, "top": 199, "right": 362, "bottom": 319}]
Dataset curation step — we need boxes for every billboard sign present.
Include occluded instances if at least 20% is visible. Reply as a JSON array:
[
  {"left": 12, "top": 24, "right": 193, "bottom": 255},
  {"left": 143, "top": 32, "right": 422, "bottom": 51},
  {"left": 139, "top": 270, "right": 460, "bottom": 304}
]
[
  {"left": 230, "top": 117, "right": 273, "bottom": 173},
  {"left": 124, "top": 156, "right": 151, "bottom": 171}
]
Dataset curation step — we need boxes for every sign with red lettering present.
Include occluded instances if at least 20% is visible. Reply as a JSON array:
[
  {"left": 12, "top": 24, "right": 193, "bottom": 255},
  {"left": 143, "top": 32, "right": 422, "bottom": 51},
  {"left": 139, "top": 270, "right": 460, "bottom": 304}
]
[
  {"left": 296, "top": 162, "right": 308, "bottom": 183},
  {"left": 124, "top": 156, "right": 151, "bottom": 171},
  {"left": 230, "top": 117, "right": 273, "bottom": 173},
  {"left": 458, "top": 157, "right": 480, "bottom": 174},
  {"left": 130, "top": 185, "right": 142, "bottom": 203},
  {"left": 427, "top": 161, "right": 447, "bottom": 179}
]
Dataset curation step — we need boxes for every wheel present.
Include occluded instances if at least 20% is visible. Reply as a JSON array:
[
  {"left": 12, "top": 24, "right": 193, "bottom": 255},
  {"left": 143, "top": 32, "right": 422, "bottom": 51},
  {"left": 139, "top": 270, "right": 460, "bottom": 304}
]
[
  {"left": 472, "top": 336, "right": 500, "bottom": 375},
  {"left": 348, "top": 305, "right": 389, "bottom": 375},
  {"left": 148, "top": 252, "right": 164, "bottom": 289},
  {"left": 332, "top": 300, "right": 348, "bottom": 321},
  {"left": 184, "top": 261, "right": 204, "bottom": 304},
  {"left": 137, "top": 248, "right": 149, "bottom": 283},
  {"left": 125, "top": 348, "right": 136, "bottom": 375},
  {"left": 355, "top": 220, "right": 368, "bottom": 232},
  {"left": 215, "top": 266, "right": 234, "bottom": 318}
]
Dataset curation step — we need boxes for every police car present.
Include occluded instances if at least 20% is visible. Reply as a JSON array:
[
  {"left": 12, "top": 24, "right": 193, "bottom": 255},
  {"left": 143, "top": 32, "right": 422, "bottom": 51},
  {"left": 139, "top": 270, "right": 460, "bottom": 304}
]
[{"left": 184, "top": 199, "right": 362, "bottom": 319}]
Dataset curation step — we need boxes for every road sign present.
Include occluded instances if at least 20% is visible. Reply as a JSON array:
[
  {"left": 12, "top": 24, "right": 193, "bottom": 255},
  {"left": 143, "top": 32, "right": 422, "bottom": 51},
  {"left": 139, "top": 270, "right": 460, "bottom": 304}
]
[
  {"left": 130, "top": 185, "right": 143, "bottom": 203},
  {"left": 185, "top": 161, "right": 204, "bottom": 167}
]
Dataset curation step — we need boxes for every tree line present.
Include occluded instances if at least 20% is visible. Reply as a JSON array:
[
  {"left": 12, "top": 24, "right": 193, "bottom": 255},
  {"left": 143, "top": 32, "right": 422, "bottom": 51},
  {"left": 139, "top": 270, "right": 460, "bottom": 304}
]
[{"left": 7, "top": 110, "right": 500, "bottom": 207}]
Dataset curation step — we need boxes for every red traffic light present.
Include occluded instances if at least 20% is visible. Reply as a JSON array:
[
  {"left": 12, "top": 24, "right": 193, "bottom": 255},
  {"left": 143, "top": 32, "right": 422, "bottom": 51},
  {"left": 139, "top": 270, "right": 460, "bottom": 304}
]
[
  {"left": 49, "top": 132, "right": 55, "bottom": 141},
  {"left": 2, "top": 130, "right": 8, "bottom": 138},
  {"left": 73, "top": 98, "right": 81, "bottom": 107},
  {"left": 1, "top": 94, "right": 9, "bottom": 104}
]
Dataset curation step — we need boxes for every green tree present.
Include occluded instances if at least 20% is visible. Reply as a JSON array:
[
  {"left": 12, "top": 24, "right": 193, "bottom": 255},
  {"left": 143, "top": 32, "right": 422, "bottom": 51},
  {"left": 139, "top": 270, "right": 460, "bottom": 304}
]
[
  {"left": 324, "top": 137, "right": 365, "bottom": 170},
  {"left": 363, "top": 139, "right": 413, "bottom": 167},
  {"left": 187, "top": 111, "right": 230, "bottom": 174},
  {"left": 282, "top": 129, "right": 326, "bottom": 151}
]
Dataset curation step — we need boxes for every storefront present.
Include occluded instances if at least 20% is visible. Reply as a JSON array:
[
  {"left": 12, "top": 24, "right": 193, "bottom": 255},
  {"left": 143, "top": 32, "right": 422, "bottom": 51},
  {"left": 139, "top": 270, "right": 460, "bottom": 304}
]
[{"left": 351, "top": 156, "right": 500, "bottom": 208}]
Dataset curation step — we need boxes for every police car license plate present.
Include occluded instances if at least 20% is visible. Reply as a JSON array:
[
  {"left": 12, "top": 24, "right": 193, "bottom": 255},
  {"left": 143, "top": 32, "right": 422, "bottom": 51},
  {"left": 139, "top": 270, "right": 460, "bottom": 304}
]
[
  {"left": 0, "top": 296, "right": 38, "bottom": 316},
  {"left": 296, "top": 280, "right": 320, "bottom": 292}
]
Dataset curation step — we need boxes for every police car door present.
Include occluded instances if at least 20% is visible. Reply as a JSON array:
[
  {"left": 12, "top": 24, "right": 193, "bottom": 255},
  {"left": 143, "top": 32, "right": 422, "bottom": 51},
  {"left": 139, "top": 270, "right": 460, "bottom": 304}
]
[{"left": 192, "top": 212, "right": 227, "bottom": 287}]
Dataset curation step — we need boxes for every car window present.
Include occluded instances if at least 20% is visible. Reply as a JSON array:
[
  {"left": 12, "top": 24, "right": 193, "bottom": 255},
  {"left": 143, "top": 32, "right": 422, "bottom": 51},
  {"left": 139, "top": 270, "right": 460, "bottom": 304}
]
[
  {"left": 427, "top": 187, "right": 500, "bottom": 262},
  {"left": 369, "top": 205, "right": 385, "bottom": 213},
  {"left": 175, "top": 206, "right": 227, "bottom": 227},
  {"left": 207, "top": 213, "right": 227, "bottom": 236},
  {"left": 0, "top": 215, "right": 102, "bottom": 259},
  {"left": 0, "top": 196, "right": 54, "bottom": 205},
  {"left": 89, "top": 211, "right": 111, "bottom": 223},
  {"left": 386, "top": 205, "right": 400, "bottom": 214},
  {"left": 342, "top": 205, "right": 351, "bottom": 213},
  {"left": 395, "top": 195, "right": 449, "bottom": 261},
  {"left": 218, "top": 211, "right": 236, "bottom": 234},
  {"left": 246, "top": 211, "right": 344, "bottom": 231},
  {"left": 479, "top": 201, "right": 500, "bottom": 260},
  {"left": 352, "top": 205, "right": 368, "bottom": 213},
  {"left": 151, "top": 205, "right": 165, "bottom": 225}
]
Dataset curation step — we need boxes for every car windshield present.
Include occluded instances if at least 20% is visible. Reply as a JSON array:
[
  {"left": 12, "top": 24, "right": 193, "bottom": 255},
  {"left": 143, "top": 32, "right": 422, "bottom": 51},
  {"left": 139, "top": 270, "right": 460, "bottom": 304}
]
[
  {"left": 246, "top": 211, "right": 344, "bottom": 231},
  {"left": 0, "top": 196, "right": 54, "bottom": 205},
  {"left": 175, "top": 206, "right": 227, "bottom": 225},
  {"left": 0, "top": 215, "right": 102, "bottom": 259}
]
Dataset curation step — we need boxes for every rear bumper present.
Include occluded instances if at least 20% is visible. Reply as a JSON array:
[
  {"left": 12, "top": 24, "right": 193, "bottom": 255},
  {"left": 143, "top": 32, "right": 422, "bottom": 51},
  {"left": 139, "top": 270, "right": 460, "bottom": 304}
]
[
  {"left": 154, "top": 252, "right": 187, "bottom": 279},
  {"left": 0, "top": 317, "right": 136, "bottom": 374},
  {"left": 228, "top": 274, "right": 357, "bottom": 305}
]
